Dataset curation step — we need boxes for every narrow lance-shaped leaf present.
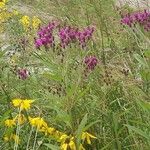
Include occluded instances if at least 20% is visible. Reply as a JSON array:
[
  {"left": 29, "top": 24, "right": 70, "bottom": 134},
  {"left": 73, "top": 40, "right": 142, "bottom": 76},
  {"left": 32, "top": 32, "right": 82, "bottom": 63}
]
[{"left": 76, "top": 114, "right": 88, "bottom": 148}]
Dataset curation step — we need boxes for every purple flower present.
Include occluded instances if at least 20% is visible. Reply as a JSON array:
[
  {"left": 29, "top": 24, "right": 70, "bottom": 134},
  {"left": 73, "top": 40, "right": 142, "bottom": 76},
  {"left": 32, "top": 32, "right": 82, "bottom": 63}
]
[
  {"left": 59, "top": 26, "right": 78, "bottom": 48},
  {"left": 18, "top": 69, "right": 29, "bottom": 80},
  {"left": 59, "top": 25, "right": 95, "bottom": 49},
  {"left": 76, "top": 26, "right": 95, "bottom": 48},
  {"left": 35, "top": 38, "right": 43, "bottom": 48},
  {"left": 34, "top": 21, "right": 58, "bottom": 48},
  {"left": 121, "top": 10, "right": 150, "bottom": 31},
  {"left": 84, "top": 56, "right": 98, "bottom": 71},
  {"left": 35, "top": 20, "right": 95, "bottom": 49}
]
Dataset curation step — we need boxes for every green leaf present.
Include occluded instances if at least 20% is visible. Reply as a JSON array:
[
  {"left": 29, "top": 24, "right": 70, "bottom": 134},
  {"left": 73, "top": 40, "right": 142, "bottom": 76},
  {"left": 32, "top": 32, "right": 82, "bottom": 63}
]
[
  {"left": 125, "top": 124, "right": 150, "bottom": 140},
  {"left": 133, "top": 54, "right": 148, "bottom": 68},
  {"left": 42, "top": 72, "right": 62, "bottom": 82},
  {"left": 55, "top": 110, "right": 72, "bottom": 129},
  {"left": 76, "top": 114, "right": 88, "bottom": 148},
  {"left": 144, "top": 50, "right": 150, "bottom": 58},
  {"left": 137, "top": 100, "right": 150, "bottom": 112},
  {"left": 84, "top": 120, "right": 101, "bottom": 131},
  {"left": 140, "top": 69, "right": 150, "bottom": 81},
  {"left": 44, "top": 143, "right": 59, "bottom": 150}
]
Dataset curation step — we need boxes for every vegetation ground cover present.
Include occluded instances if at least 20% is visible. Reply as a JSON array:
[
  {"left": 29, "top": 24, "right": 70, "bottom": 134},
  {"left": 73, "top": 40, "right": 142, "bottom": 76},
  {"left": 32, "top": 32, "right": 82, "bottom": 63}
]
[{"left": 0, "top": 0, "right": 150, "bottom": 150}]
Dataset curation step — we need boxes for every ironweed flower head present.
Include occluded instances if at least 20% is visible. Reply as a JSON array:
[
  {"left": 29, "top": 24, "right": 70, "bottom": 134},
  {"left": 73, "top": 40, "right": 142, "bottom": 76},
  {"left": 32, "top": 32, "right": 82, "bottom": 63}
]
[
  {"left": 84, "top": 55, "right": 98, "bottom": 71},
  {"left": 18, "top": 68, "right": 29, "bottom": 80},
  {"left": 34, "top": 21, "right": 58, "bottom": 48},
  {"left": 77, "top": 26, "right": 95, "bottom": 48},
  {"left": 35, "top": 21, "right": 95, "bottom": 49},
  {"left": 59, "top": 25, "right": 95, "bottom": 49},
  {"left": 59, "top": 26, "right": 78, "bottom": 48},
  {"left": 121, "top": 10, "right": 150, "bottom": 31}
]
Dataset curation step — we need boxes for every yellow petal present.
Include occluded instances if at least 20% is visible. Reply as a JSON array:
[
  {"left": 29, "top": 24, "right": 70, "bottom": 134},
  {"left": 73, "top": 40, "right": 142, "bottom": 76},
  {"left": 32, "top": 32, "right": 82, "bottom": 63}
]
[
  {"left": 32, "top": 16, "right": 41, "bottom": 29},
  {"left": 47, "top": 127, "right": 55, "bottom": 135},
  {"left": 81, "top": 132, "right": 86, "bottom": 140},
  {"left": 12, "top": 134, "right": 19, "bottom": 143},
  {"left": 86, "top": 135, "right": 91, "bottom": 145},
  {"left": 12, "top": 99, "right": 22, "bottom": 107},
  {"left": 12, "top": 10, "right": 19, "bottom": 15},
  {"left": 61, "top": 143, "right": 68, "bottom": 150},
  {"left": 69, "top": 140, "right": 76, "bottom": 150},
  {"left": 12, "top": 99, "right": 34, "bottom": 110},
  {"left": 4, "top": 119, "right": 16, "bottom": 127},
  {"left": 87, "top": 132, "right": 97, "bottom": 139},
  {"left": 15, "top": 114, "right": 26, "bottom": 125},
  {"left": 0, "top": 2, "right": 5, "bottom": 8},
  {"left": 82, "top": 132, "right": 96, "bottom": 145},
  {"left": 60, "top": 134, "right": 68, "bottom": 142},
  {"left": 3, "top": 135, "right": 9, "bottom": 142},
  {"left": 79, "top": 144, "right": 85, "bottom": 150}
]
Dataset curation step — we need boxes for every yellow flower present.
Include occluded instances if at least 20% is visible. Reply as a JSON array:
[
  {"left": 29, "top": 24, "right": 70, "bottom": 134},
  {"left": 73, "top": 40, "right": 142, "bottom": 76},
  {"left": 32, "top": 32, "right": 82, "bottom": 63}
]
[
  {"left": 0, "top": 11, "right": 11, "bottom": 23},
  {"left": 0, "top": 2, "right": 5, "bottom": 8},
  {"left": 12, "top": 10, "right": 19, "bottom": 16},
  {"left": 12, "top": 134, "right": 19, "bottom": 144},
  {"left": 14, "top": 114, "right": 26, "bottom": 125},
  {"left": 54, "top": 130, "right": 64, "bottom": 140},
  {"left": 12, "top": 98, "right": 34, "bottom": 110},
  {"left": 3, "top": 135, "right": 9, "bottom": 142},
  {"left": 60, "top": 139, "right": 76, "bottom": 150},
  {"left": 0, "top": 0, "right": 7, "bottom": 9},
  {"left": 59, "top": 134, "right": 69, "bottom": 142},
  {"left": 20, "top": 15, "right": 30, "bottom": 29},
  {"left": 79, "top": 144, "right": 85, "bottom": 150},
  {"left": 4, "top": 119, "right": 16, "bottom": 127},
  {"left": 60, "top": 135, "right": 76, "bottom": 150},
  {"left": 47, "top": 127, "right": 56, "bottom": 135},
  {"left": 61, "top": 143, "right": 68, "bottom": 150},
  {"left": 61, "top": 141, "right": 76, "bottom": 150},
  {"left": 39, "top": 126, "right": 48, "bottom": 135},
  {"left": 29, "top": 117, "right": 47, "bottom": 129},
  {"left": 3, "top": 134, "right": 19, "bottom": 143},
  {"left": 1, "top": 0, "right": 8, "bottom": 3},
  {"left": 32, "top": 16, "right": 41, "bottom": 29},
  {"left": 68, "top": 140, "right": 76, "bottom": 150},
  {"left": 40, "top": 126, "right": 56, "bottom": 136},
  {"left": 81, "top": 132, "right": 97, "bottom": 145}
]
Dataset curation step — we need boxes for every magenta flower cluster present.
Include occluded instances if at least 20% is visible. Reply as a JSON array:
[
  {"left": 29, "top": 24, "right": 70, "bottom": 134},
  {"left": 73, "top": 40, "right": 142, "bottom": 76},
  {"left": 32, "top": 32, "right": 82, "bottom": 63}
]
[
  {"left": 34, "top": 21, "right": 58, "bottom": 48},
  {"left": 121, "top": 10, "right": 150, "bottom": 31},
  {"left": 34, "top": 20, "right": 95, "bottom": 49},
  {"left": 59, "top": 26, "right": 95, "bottom": 48},
  {"left": 84, "top": 56, "right": 98, "bottom": 71},
  {"left": 77, "top": 26, "right": 95, "bottom": 48},
  {"left": 18, "top": 69, "right": 29, "bottom": 80},
  {"left": 59, "top": 26, "right": 78, "bottom": 48}
]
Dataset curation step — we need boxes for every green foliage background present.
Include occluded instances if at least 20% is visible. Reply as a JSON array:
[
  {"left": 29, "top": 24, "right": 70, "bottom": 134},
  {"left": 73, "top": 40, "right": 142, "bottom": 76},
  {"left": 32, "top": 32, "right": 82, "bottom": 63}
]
[{"left": 0, "top": 0, "right": 150, "bottom": 149}]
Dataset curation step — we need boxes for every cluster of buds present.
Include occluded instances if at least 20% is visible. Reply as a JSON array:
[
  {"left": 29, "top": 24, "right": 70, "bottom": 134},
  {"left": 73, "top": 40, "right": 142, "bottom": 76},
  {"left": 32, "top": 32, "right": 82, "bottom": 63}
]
[
  {"left": 121, "top": 10, "right": 150, "bottom": 31},
  {"left": 76, "top": 26, "right": 95, "bottom": 48},
  {"left": 59, "top": 26, "right": 78, "bottom": 48},
  {"left": 59, "top": 25, "right": 95, "bottom": 49},
  {"left": 84, "top": 56, "right": 98, "bottom": 71},
  {"left": 17, "top": 68, "right": 29, "bottom": 80},
  {"left": 34, "top": 20, "right": 95, "bottom": 49},
  {"left": 34, "top": 21, "right": 58, "bottom": 48}
]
